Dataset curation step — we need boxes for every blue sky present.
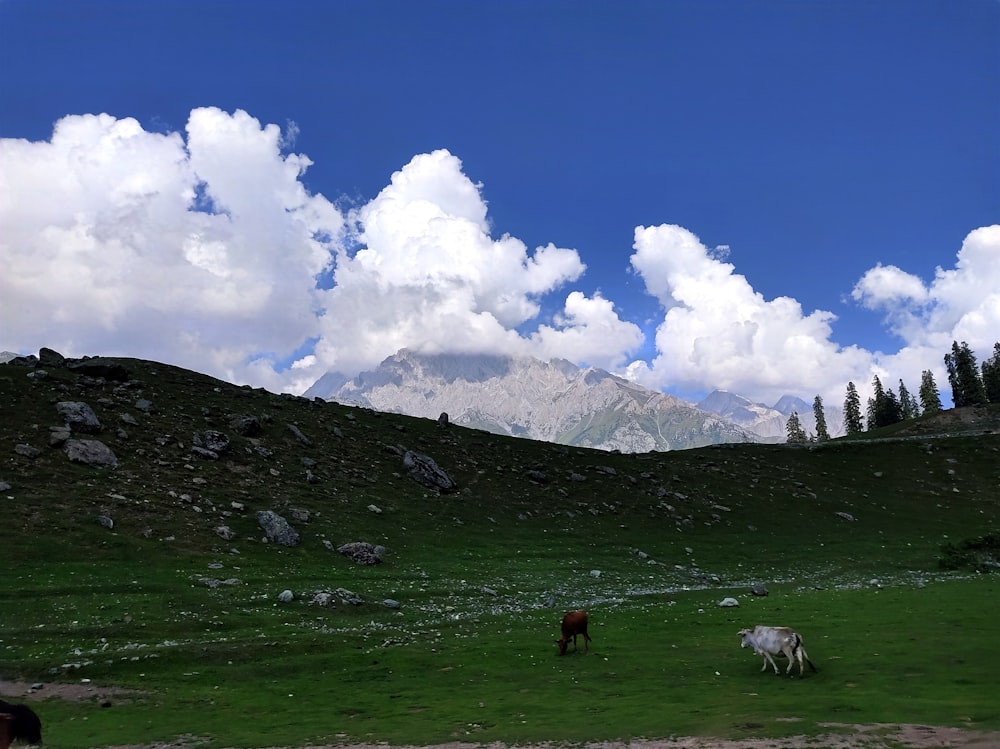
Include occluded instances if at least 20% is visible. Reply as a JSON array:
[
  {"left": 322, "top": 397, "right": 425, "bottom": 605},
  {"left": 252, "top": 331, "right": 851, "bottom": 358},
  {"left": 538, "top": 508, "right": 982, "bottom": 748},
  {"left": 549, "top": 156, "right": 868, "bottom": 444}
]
[{"left": 1, "top": 0, "right": 998, "bottom": 407}]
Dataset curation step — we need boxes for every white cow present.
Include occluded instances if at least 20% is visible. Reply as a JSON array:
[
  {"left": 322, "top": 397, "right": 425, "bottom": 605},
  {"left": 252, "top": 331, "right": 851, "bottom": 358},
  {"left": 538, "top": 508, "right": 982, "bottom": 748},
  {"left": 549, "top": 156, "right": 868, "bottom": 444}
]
[{"left": 738, "top": 625, "right": 816, "bottom": 676}]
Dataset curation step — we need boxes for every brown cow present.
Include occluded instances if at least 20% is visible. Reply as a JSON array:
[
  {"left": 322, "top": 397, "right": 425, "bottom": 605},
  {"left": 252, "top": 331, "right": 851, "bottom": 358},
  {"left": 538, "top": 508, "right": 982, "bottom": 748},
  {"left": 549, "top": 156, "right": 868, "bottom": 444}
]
[
  {"left": 0, "top": 699, "right": 42, "bottom": 748},
  {"left": 556, "top": 609, "right": 591, "bottom": 655}
]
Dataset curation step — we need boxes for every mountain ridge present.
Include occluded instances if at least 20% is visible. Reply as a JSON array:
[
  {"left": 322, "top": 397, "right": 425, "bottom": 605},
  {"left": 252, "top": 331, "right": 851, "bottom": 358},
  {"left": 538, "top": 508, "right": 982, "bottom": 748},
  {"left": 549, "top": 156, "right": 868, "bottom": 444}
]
[{"left": 305, "top": 350, "right": 765, "bottom": 452}]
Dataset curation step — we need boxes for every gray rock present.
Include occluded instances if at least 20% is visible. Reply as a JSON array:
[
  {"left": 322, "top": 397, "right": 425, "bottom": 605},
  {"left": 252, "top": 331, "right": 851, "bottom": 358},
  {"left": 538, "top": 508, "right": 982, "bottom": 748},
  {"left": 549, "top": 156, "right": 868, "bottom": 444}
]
[
  {"left": 56, "top": 401, "right": 102, "bottom": 433},
  {"left": 49, "top": 427, "right": 71, "bottom": 447},
  {"left": 97, "top": 514, "right": 114, "bottom": 529},
  {"left": 14, "top": 444, "right": 42, "bottom": 459},
  {"left": 193, "top": 430, "right": 230, "bottom": 454},
  {"left": 311, "top": 591, "right": 335, "bottom": 607},
  {"left": 38, "top": 347, "right": 66, "bottom": 366},
  {"left": 750, "top": 583, "right": 769, "bottom": 597},
  {"left": 229, "top": 415, "right": 262, "bottom": 436},
  {"left": 67, "top": 358, "right": 130, "bottom": 381},
  {"left": 337, "top": 541, "right": 384, "bottom": 565},
  {"left": 64, "top": 439, "right": 118, "bottom": 468},
  {"left": 402, "top": 450, "right": 455, "bottom": 493},
  {"left": 383, "top": 598, "right": 401, "bottom": 609},
  {"left": 335, "top": 587, "right": 363, "bottom": 605},
  {"left": 278, "top": 590, "right": 294, "bottom": 602},
  {"left": 256, "top": 510, "right": 300, "bottom": 546},
  {"left": 215, "top": 525, "right": 236, "bottom": 540},
  {"left": 287, "top": 423, "right": 311, "bottom": 445},
  {"left": 718, "top": 597, "right": 740, "bottom": 608}
]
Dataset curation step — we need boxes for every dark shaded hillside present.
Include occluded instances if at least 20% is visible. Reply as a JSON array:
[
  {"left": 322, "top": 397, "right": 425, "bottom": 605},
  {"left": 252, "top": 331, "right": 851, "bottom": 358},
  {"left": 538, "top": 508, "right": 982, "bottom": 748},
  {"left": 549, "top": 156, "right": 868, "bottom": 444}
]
[
  {"left": 3, "top": 354, "right": 1000, "bottom": 749},
  {"left": 2, "top": 354, "right": 998, "bottom": 583}
]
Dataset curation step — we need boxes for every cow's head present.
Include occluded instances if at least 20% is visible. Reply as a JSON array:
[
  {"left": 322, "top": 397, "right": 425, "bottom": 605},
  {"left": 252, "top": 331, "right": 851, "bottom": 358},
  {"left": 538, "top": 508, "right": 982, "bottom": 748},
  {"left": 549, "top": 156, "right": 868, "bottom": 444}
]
[
  {"left": 0, "top": 701, "right": 43, "bottom": 745},
  {"left": 737, "top": 628, "right": 754, "bottom": 648},
  {"left": 555, "top": 638, "right": 569, "bottom": 655}
]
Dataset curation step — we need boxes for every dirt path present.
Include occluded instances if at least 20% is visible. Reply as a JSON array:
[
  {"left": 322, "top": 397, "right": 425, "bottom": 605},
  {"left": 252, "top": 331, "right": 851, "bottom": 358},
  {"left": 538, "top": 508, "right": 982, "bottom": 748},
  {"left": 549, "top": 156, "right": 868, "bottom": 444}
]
[{"left": 5, "top": 680, "right": 999, "bottom": 749}]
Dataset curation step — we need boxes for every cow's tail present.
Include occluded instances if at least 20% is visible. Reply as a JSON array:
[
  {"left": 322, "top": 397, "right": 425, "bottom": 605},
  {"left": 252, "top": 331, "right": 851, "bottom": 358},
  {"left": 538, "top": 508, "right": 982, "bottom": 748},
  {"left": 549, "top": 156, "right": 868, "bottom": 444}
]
[{"left": 793, "top": 633, "right": 818, "bottom": 672}]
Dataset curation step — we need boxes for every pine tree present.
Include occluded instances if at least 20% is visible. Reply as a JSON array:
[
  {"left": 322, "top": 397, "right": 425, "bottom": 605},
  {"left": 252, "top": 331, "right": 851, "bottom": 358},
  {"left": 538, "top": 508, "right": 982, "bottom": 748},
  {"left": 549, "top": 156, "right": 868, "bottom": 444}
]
[
  {"left": 866, "top": 376, "right": 884, "bottom": 430},
  {"left": 945, "top": 341, "right": 987, "bottom": 407},
  {"left": 812, "top": 395, "right": 830, "bottom": 441},
  {"left": 867, "top": 375, "right": 903, "bottom": 430},
  {"left": 982, "top": 342, "right": 1000, "bottom": 404},
  {"left": 919, "top": 370, "right": 942, "bottom": 414},
  {"left": 898, "top": 379, "right": 919, "bottom": 419},
  {"left": 786, "top": 411, "right": 808, "bottom": 443},
  {"left": 843, "top": 381, "right": 863, "bottom": 435}
]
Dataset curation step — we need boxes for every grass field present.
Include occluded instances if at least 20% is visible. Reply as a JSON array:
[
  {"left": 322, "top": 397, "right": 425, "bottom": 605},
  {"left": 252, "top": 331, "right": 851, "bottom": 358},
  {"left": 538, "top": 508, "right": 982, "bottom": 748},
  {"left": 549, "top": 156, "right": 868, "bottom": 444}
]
[{"left": 1, "top": 357, "right": 999, "bottom": 748}]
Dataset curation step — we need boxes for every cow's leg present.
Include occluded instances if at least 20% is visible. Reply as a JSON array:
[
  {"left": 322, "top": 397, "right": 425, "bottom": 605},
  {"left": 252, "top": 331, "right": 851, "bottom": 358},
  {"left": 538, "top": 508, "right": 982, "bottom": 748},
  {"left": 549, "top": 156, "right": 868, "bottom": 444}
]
[
  {"left": 764, "top": 653, "right": 779, "bottom": 674},
  {"left": 782, "top": 647, "right": 795, "bottom": 674}
]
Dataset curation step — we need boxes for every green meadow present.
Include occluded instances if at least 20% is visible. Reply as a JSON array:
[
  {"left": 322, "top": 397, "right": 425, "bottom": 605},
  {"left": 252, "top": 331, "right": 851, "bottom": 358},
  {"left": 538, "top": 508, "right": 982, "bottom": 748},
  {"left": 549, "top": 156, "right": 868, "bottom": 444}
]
[{"left": 1, "top": 359, "right": 998, "bottom": 748}]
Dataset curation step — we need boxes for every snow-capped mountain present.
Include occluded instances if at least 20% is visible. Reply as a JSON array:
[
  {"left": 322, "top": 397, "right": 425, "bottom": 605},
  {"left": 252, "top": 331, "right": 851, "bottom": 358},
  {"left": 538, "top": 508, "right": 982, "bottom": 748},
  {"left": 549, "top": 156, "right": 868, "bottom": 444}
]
[
  {"left": 698, "top": 390, "right": 844, "bottom": 441},
  {"left": 305, "top": 350, "right": 757, "bottom": 452}
]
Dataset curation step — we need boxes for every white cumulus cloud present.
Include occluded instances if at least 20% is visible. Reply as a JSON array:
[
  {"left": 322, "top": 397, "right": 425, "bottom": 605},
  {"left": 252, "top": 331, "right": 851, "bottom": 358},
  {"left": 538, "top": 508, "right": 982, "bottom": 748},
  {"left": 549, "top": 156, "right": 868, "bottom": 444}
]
[
  {"left": 299, "top": 148, "right": 643, "bottom": 390},
  {"left": 1, "top": 114, "right": 644, "bottom": 393},
  {"left": 0, "top": 108, "right": 344, "bottom": 391},
  {"left": 626, "top": 224, "right": 875, "bottom": 404}
]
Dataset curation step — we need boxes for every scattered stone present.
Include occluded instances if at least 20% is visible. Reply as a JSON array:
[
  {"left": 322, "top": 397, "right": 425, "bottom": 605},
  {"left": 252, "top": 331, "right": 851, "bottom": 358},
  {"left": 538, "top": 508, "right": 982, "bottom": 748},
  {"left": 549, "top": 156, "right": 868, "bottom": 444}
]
[
  {"left": 290, "top": 508, "right": 310, "bottom": 523},
  {"left": 836, "top": 511, "right": 856, "bottom": 522},
  {"left": 718, "top": 597, "right": 740, "bottom": 608},
  {"left": 750, "top": 583, "right": 769, "bottom": 597},
  {"left": 278, "top": 590, "right": 294, "bottom": 603},
  {"left": 383, "top": 598, "right": 401, "bottom": 609},
  {"left": 215, "top": 525, "right": 236, "bottom": 541},
  {"left": 367, "top": 504, "right": 383, "bottom": 514},
  {"left": 97, "top": 515, "right": 114, "bottom": 529},
  {"left": 590, "top": 569, "right": 602, "bottom": 578}
]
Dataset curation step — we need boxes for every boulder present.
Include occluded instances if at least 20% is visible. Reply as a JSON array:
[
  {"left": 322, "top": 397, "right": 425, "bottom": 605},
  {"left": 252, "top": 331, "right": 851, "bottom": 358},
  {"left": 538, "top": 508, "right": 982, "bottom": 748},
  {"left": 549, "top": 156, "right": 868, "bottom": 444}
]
[
  {"left": 66, "top": 358, "right": 130, "bottom": 381},
  {"left": 256, "top": 510, "right": 300, "bottom": 546},
  {"left": 337, "top": 542, "right": 385, "bottom": 565},
  {"left": 64, "top": 439, "right": 118, "bottom": 468},
  {"left": 56, "top": 401, "right": 102, "bottom": 434},
  {"left": 402, "top": 450, "right": 455, "bottom": 493}
]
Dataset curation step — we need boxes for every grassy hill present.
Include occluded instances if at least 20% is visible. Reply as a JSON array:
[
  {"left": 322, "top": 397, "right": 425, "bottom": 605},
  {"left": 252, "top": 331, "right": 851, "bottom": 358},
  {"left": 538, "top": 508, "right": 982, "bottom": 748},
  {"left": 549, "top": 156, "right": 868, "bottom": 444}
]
[{"left": 1, "top": 356, "right": 998, "bottom": 748}]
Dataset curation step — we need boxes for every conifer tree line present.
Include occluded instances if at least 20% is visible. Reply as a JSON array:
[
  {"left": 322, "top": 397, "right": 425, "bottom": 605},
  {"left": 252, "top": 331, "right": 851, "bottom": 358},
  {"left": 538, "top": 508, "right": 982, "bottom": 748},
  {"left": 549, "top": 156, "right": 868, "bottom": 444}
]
[
  {"left": 785, "top": 340, "right": 999, "bottom": 443},
  {"left": 839, "top": 340, "right": 1000, "bottom": 437}
]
